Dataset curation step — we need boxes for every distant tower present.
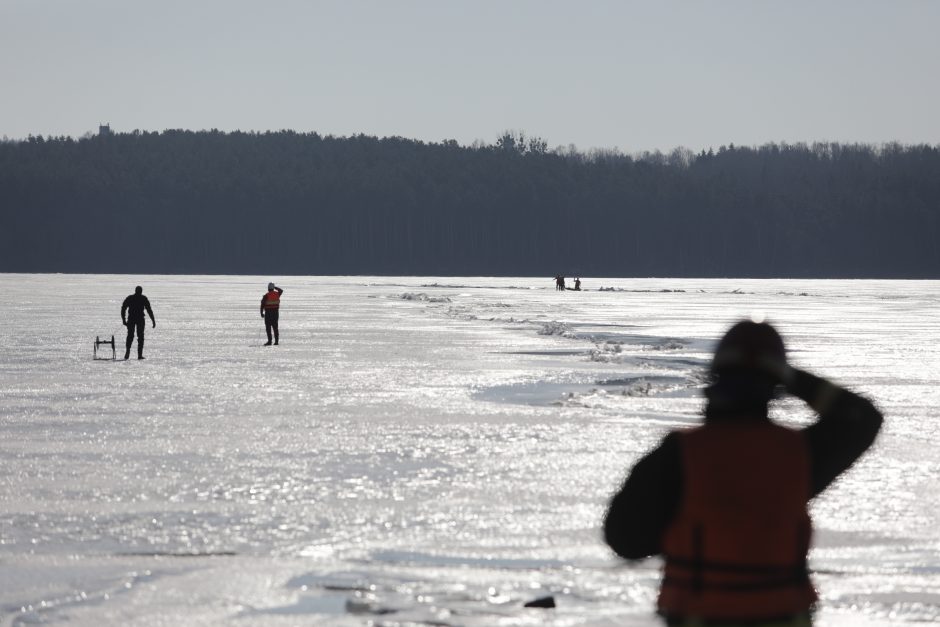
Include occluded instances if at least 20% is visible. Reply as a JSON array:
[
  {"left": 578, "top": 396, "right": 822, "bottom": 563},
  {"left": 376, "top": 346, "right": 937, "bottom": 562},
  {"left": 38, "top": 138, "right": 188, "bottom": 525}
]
[{"left": 98, "top": 124, "right": 111, "bottom": 136}]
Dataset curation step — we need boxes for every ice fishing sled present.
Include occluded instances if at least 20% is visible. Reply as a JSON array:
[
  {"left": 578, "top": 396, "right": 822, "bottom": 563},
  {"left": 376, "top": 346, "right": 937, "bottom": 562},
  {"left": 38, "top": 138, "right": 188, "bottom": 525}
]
[{"left": 93, "top": 335, "right": 116, "bottom": 360}]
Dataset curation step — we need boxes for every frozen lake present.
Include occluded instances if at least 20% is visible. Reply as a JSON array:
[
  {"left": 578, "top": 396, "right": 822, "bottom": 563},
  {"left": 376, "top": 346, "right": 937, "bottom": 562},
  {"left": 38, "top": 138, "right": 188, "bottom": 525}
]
[{"left": 1, "top": 274, "right": 938, "bottom": 626}]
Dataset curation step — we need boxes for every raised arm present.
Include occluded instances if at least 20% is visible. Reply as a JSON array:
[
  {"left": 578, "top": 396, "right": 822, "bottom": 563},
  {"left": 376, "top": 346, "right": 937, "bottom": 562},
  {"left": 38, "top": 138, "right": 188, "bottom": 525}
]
[{"left": 785, "top": 368, "right": 884, "bottom": 496}]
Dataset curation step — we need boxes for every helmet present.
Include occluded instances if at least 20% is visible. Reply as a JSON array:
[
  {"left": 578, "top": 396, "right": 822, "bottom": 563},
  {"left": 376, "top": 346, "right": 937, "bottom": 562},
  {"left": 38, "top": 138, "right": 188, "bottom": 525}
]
[
  {"left": 706, "top": 321, "right": 786, "bottom": 411},
  {"left": 268, "top": 282, "right": 275, "bottom": 290},
  {"left": 711, "top": 320, "right": 786, "bottom": 375}
]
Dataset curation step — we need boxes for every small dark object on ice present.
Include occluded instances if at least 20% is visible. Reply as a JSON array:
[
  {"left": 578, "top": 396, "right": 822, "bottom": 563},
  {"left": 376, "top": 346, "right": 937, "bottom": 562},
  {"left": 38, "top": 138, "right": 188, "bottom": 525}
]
[
  {"left": 524, "top": 595, "right": 555, "bottom": 609},
  {"left": 94, "top": 335, "right": 116, "bottom": 360}
]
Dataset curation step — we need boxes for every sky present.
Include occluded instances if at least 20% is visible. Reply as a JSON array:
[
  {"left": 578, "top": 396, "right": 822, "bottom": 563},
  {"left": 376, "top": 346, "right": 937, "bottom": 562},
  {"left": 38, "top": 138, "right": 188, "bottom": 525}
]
[{"left": 2, "top": 0, "right": 939, "bottom": 152}]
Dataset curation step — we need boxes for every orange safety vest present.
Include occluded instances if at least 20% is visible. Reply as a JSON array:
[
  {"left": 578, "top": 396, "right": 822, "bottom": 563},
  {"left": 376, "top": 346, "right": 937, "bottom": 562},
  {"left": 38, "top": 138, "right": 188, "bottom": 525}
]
[
  {"left": 658, "top": 422, "right": 817, "bottom": 621},
  {"left": 263, "top": 291, "right": 280, "bottom": 309}
]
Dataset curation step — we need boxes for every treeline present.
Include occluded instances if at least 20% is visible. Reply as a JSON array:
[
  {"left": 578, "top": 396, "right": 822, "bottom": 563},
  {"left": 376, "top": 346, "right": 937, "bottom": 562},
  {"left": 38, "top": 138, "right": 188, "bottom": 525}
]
[{"left": 1, "top": 130, "right": 939, "bottom": 277}]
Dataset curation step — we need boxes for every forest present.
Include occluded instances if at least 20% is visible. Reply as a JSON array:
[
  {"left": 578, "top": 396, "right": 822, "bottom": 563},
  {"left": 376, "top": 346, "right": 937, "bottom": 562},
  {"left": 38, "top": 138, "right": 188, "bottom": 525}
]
[{"left": 1, "top": 130, "right": 938, "bottom": 278}]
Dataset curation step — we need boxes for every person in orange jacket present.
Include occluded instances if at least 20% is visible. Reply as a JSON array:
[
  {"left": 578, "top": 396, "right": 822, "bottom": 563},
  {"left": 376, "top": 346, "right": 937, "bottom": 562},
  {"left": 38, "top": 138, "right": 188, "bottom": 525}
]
[
  {"left": 604, "top": 320, "right": 883, "bottom": 626},
  {"left": 260, "top": 282, "right": 283, "bottom": 346}
]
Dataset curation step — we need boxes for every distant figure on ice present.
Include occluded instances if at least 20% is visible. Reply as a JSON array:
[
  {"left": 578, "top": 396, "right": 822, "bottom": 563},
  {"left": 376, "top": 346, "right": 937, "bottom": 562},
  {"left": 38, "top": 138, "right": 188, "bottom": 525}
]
[
  {"left": 260, "top": 282, "right": 284, "bottom": 346},
  {"left": 573, "top": 277, "right": 581, "bottom": 291},
  {"left": 554, "top": 276, "right": 566, "bottom": 291},
  {"left": 120, "top": 286, "right": 156, "bottom": 360},
  {"left": 604, "top": 320, "right": 883, "bottom": 626}
]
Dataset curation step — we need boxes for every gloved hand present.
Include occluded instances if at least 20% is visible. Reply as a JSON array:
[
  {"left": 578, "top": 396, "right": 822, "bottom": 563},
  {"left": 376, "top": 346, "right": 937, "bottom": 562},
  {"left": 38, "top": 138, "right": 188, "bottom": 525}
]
[
  {"left": 122, "top": 320, "right": 127, "bottom": 327},
  {"left": 152, "top": 321, "right": 156, "bottom": 328}
]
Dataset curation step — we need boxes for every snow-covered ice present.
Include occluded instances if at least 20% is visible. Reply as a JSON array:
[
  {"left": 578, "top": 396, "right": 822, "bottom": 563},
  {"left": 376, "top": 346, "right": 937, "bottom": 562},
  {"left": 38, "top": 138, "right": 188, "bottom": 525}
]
[{"left": 1, "top": 274, "right": 938, "bottom": 625}]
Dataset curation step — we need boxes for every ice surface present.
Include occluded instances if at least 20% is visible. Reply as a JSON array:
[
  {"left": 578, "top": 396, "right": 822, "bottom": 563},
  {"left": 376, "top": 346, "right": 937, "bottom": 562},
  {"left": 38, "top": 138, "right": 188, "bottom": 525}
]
[{"left": 1, "top": 274, "right": 938, "bottom": 625}]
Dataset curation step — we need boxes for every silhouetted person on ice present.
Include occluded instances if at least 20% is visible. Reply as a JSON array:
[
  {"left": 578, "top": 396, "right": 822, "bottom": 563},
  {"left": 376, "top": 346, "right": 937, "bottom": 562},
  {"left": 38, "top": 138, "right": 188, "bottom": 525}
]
[
  {"left": 555, "top": 276, "right": 566, "bottom": 291},
  {"left": 574, "top": 277, "right": 581, "bottom": 291},
  {"left": 604, "top": 320, "right": 883, "bottom": 626},
  {"left": 121, "top": 286, "right": 155, "bottom": 360},
  {"left": 260, "top": 282, "right": 283, "bottom": 345}
]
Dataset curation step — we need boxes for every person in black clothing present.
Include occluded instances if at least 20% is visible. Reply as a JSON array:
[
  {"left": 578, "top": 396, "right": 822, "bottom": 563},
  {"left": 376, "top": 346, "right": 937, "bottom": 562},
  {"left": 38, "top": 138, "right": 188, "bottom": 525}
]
[
  {"left": 120, "top": 286, "right": 156, "bottom": 360},
  {"left": 603, "top": 321, "right": 883, "bottom": 626}
]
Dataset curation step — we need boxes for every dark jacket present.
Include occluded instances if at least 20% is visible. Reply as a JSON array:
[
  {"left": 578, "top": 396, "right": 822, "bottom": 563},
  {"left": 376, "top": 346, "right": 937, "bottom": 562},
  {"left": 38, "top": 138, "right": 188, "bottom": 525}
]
[
  {"left": 121, "top": 294, "right": 155, "bottom": 325},
  {"left": 604, "top": 368, "right": 883, "bottom": 561}
]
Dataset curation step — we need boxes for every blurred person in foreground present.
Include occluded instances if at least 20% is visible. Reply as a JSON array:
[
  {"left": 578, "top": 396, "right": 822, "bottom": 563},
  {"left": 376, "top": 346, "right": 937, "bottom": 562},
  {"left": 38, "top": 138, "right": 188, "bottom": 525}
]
[
  {"left": 121, "top": 285, "right": 156, "bottom": 360},
  {"left": 603, "top": 320, "right": 883, "bottom": 626}
]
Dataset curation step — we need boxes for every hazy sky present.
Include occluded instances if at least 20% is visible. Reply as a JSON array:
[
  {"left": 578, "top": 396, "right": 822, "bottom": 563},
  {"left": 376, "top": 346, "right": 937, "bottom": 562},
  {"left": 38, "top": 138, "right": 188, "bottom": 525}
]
[{"left": 2, "top": 0, "right": 938, "bottom": 152}]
